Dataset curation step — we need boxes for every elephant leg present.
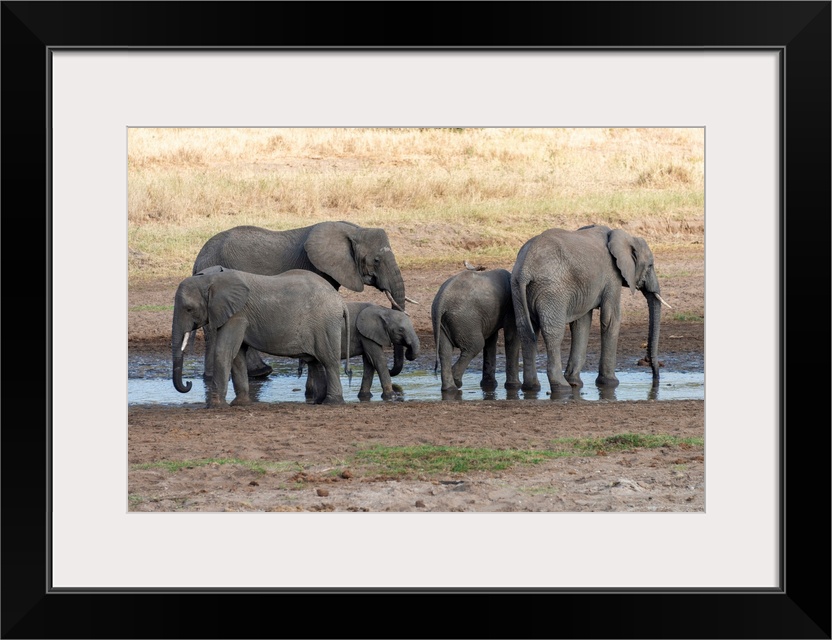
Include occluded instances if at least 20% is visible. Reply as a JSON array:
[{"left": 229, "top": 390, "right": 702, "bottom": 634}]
[
  {"left": 539, "top": 318, "right": 570, "bottom": 391},
  {"left": 437, "top": 332, "right": 459, "bottom": 393},
  {"left": 208, "top": 347, "right": 232, "bottom": 409},
  {"left": 203, "top": 326, "right": 214, "bottom": 380},
  {"left": 209, "top": 320, "right": 247, "bottom": 408},
  {"left": 502, "top": 321, "right": 522, "bottom": 390},
  {"left": 596, "top": 304, "right": 621, "bottom": 387},
  {"left": 304, "top": 370, "right": 315, "bottom": 400},
  {"left": 564, "top": 311, "right": 592, "bottom": 387},
  {"left": 358, "top": 354, "right": 376, "bottom": 400},
  {"left": 520, "top": 329, "right": 541, "bottom": 392},
  {"left": 451, "top": 334, "right": 485, "bottom": 389},
  {"left": 229, "top": 345, "right": 252, "bottom": 406},
  {"left": 245, "top": 348, "right": 273, "bottom": 379},
  {"left": 321, "top": 358, "right": 345, "bottom": 405},
  {"left": 306, "top": 361, "right": 327, "bottom": 404},
  {"left": 480, "top": 332, "right": 498, "bottom": 392}
]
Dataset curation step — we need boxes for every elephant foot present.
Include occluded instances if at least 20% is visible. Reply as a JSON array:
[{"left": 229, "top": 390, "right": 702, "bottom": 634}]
[
  {"left": 548, "top": 385, "right": 574, "bottom": 400},
  {"left": 521, "top": 381, "right": 541, "bottom": 392},
  {"left": 441, "top": 389, "right": 463, "bottom": 401},
  {"left": 230, "top": 395, "right": 252, "bottom": 407},
  {"left": 480, "top": 380, "right": 498, "bottom": 392},
  {"left": 357, "top": 390, "right": 373, "bottom": 400},
  {"left": 441, "top": 384, "right": 458, "bottom": 393},
  {"left": 247, "top": 364, "right": 273, "bottom": 379},
  {"left": 206, "top": 400, "right": 230, "bottom": 410},
  {"left": 504, "top": 380, "right": 522, "bottom": 390},
  {"left": 322, "top": 396, "right": 345, "bottom": 405},
  {"left": 595, "top": 375, "right": 620, "bottom": 388},
  {"left": 565, "top": 376, "right": 584, "bottom": 388}
]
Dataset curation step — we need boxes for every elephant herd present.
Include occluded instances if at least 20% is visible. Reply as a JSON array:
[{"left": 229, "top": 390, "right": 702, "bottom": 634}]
[{"left": 171, "top": 221, "right": 671, "bottom": 407}]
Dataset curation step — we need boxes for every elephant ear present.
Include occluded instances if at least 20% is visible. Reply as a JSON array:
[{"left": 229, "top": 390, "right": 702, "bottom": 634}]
[
  {"left": 608, "top": 229, "right": 640, "bottom": 291},
  {"left": 304, "top": 222, "right": 365, "bottom": 292},
  {"left": 207, "top": 272, "right": 250, "bottom": 328},
  {"left": 356, "top": 307, "right": 392, "bottom": 348}
]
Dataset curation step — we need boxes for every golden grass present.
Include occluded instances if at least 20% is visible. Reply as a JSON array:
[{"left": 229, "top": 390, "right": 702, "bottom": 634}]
[{"left": 128, "top": 127, "right": 704, "bottom": 280}]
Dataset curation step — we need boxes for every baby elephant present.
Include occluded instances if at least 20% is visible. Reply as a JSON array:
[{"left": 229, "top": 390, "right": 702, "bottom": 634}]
[
  {"left": 431, "top": 267, "right": 521, "bottom": 393},
  {"left": 171, "top": 266, "right": 350, "bottom": 407},
  {"left": 306, "top": 302, "right": 420, "bottom": 400}
]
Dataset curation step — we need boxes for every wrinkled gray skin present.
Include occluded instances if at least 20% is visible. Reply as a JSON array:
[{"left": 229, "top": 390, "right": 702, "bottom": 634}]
[
  {"left": 511, "top": 224, "right": 665, "bottom": 394},
  {"left": 172, "top": 266, "right": 350, "bottom": 407},
  {"left": 305, "top": 302, "right": 420, "bottom": 401},
  {"left": 192, "top": 222, "right": 406, "bottom": 380},
  {"left": 431, "top": 268, "right": 521, "bottom": 393}
]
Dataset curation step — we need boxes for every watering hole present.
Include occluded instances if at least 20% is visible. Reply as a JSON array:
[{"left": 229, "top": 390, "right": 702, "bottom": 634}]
[{"left": 129, "top": 350, "right": 704, "bottom": 406}]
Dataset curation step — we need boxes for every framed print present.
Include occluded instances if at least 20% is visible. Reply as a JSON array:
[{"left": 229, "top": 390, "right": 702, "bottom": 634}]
[{"left": 3, "top": 2, "right": 829, "bottom": 638}]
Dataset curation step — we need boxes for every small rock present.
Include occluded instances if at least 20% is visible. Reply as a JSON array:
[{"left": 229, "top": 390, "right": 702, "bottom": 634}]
[
  {"left": 248, "top": 481, "right": 259, "bottom": 487},
  {"left": 340, "top": 470, "right": 352, "bottom": 479},
  {"left": 415, "top": 500, "right": 426, "bottom": 508},
  {"left": 316, "top": 488, "right": 329, "bottom": 497}
]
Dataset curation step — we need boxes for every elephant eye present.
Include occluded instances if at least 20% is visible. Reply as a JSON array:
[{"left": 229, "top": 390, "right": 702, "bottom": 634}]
[{"left": 373, "top": 256, "right": 380, "bottom": 265}]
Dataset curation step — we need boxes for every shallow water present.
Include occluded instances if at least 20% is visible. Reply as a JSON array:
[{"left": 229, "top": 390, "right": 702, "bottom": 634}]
[{"left": 129, "top": 351, "right": 704, "bottom": 405}]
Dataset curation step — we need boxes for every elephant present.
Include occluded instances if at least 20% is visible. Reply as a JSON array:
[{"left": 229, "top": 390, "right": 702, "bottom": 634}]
[
  {"left": 304, "top": 302, "right": 420, "bottom": 401},
  {"left": 171, "top": 266, "right": 351, "bottom": 407},
  {"left": 191, "top": 221, "right": 413, "bottom": 380},
  {"left": 431, "top": 266, "right": 521, "bottom": 394},
  {"left": 510, "top": 224, "right": 672, "bottom": 395}
]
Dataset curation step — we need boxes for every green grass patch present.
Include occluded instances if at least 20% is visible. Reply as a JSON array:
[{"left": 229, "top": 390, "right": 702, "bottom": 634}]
[
  {"left": 553, "top": 433, "right": 703, "bottom": 455},
  {"left": 354, "top": 444, "right": 569, "bottom": 475},
  {"left": 519, "top": 485, "right": 560, "bottom": 496},
  {"left": 130, "top": 434, "right": 703, "bottom": 483},
  {"left": 671, "top": 312, "right": 704, "bottom": 322}
]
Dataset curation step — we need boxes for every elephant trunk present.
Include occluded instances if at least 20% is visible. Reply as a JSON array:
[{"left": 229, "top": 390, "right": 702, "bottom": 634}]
[
  {"left": 172, "top": 324, "right": 193, "bottom": 393},
  {"left": 390, "top": 344, "right": 405, "bottom": 377},
  {"left": 405, "top": 334, "right": 420, "bottom": 362},
  {"left": 386, "top": 270, "right": 407, "bottom": 376},
  {"left": 645, "top": 291, "right": 662, "bottom": 385}
]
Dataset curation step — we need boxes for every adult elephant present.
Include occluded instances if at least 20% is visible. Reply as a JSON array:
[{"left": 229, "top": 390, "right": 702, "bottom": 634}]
[
  {"left": 510, "top": 224, "right": 672, "bottom": 394},
  {"left": 192, "top": 221, "right": 410, "bottom": 380},
  {"left": 305, "top": 302, "right": 420, "bottom": 401},
  {"left": 431, "top": 266, "right": 521, "bottom": 394},
  {"left": 172, "top": 266, "right": 350, "bottom": 407}
]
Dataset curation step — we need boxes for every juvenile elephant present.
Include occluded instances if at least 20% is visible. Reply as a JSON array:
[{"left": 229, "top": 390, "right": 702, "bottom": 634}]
[
  {"left": 192, "top": 221, "right": 412, "bottom": 379},
  {"left": 305, "top": 302, "right": 420, "bottom": 401},
  {"left": 511, "top": 224, "right": 672, "bottom": 394},
  {"left": 431, "top": 267, "right": 521, "bottom": 393},
  {"left": 172, "top": 266, "right": 350, "bottom": 407}
]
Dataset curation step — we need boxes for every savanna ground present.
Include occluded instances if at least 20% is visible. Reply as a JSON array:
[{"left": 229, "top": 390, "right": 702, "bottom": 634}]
[{"left": 128, "top": 128, "right": 705, "bottom": 512}]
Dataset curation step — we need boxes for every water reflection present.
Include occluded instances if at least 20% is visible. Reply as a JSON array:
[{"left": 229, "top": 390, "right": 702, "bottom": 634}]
[{"left": 129, "top": 352, "right": 703, "bottom": 406}]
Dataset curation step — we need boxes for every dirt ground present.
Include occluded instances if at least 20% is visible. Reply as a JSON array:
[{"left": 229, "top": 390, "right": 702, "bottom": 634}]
[{"left": 128, "top": 251, "right": 704, "bottom": 512}]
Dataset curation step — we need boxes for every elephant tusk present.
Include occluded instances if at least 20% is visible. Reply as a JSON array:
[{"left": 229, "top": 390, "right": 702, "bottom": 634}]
[
  {"left": 181, "top": 333, "right": 189, "bottom": 352},
  {"left": 655, "top": 293, "right": 673, "bottom": 309},
  {"left": 405, "top": 296, "right": 421, "bottom": 305},
  {"left": 385, "top": 290, "right": 405, "bottom": 312}
]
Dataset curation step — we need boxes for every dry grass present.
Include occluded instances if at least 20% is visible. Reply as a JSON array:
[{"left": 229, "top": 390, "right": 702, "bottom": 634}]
[{"left": 128, "top": 127, "right": 704, "bottom": 280}]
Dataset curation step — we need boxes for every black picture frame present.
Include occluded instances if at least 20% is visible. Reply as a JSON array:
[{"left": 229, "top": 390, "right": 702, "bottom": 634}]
[{"left": 3, "top": 2, "right": 829, "bottom": 638}]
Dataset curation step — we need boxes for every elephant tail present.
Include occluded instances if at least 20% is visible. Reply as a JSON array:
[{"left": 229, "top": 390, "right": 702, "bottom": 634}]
[
  {"left": 511, "top": 271, "right": 536, "bottom": 345},
  {"left": 432, "top": 307, "right": 453, "bottom": 377}
]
